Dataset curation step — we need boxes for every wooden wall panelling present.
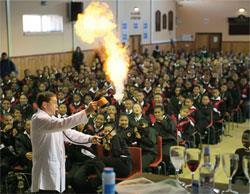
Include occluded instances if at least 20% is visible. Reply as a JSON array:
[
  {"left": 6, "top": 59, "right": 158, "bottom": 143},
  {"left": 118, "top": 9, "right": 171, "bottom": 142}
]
[
  {"left": 12, "top": 51, "right": 96, "bottom": 80},
  {"left": 222, "top": 42, "right": 250, "bottom": 53}
]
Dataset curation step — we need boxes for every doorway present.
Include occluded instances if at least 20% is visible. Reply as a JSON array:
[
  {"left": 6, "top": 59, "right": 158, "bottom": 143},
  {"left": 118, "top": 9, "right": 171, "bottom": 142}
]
[
  {"left": 195, "top": 33, "right": 222, "bottom": 52},
  {"left": 129, "top": 35, "right": 141, "bottom": 54}
]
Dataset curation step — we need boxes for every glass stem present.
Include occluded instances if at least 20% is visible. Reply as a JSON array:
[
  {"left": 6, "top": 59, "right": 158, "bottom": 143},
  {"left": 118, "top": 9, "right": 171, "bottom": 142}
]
[
  {"left": 228, "top": 177, "right": 232, "bottom": 191},
  {"left": 248, "top": 180, "right": 250, "bottom": 194},
  {"left": 191, "top": 172, "right": 195, "bottom": 183},
  {"left": 176, "top": 169, "right": 180, "bottom": 183}
]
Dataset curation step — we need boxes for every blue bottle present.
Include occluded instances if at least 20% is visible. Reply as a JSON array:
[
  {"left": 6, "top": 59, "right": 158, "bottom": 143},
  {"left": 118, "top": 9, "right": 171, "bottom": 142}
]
[{"left": 102, "top": 167, "right": 115, "bottom": 194}]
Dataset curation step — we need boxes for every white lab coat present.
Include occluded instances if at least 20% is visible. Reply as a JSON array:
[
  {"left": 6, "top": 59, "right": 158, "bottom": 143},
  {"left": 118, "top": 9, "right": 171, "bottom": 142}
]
[{"left": 31, "top": 109, "right": 92, "bottom": 193}]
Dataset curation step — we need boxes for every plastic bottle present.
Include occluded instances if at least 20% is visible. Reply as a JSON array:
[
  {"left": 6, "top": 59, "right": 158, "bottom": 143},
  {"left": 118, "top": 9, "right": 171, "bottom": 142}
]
[
  {"left": 102, "top": 167, "right": 115, "bottom": 194},
  {"left": 199, "top": 146, "right": 214, "bottom": 194}
]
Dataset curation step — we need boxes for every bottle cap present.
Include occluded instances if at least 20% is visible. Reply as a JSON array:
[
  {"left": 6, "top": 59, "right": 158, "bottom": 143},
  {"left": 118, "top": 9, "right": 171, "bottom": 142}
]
[
  {"left": 104, "top": 167, "right": 114, "bottom": 173},
  {"left": 204, "top": 146, "right": 210, "bottom": 155}
]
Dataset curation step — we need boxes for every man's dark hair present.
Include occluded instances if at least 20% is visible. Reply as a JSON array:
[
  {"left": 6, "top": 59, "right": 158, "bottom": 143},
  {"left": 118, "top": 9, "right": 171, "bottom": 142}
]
[
  {"left": 1, "top": 52, "right": 7, "bottom": 57},
  {"left": 36, "top": 91, "right": 56, "bottom": 109}
]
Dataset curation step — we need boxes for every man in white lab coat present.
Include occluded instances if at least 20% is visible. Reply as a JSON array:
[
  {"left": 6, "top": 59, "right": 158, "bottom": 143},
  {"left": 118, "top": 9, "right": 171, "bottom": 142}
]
[{"left": 31, "top": 91, "right": 100, "bottom": 193}]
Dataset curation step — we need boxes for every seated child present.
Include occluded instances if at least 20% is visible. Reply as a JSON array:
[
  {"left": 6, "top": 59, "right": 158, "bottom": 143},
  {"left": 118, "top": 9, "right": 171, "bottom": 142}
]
[
  {"left": 117, "top": 113, "right": 141, "bottom": 146},
  {"left": 99, "top": 124, "right": 132, "bottom": 178}
]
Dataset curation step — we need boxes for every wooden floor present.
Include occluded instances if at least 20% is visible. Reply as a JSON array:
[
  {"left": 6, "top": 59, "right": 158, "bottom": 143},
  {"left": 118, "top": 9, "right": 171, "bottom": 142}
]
[{"left": 180, "top": 120, "right": 250, "bottom": 184}]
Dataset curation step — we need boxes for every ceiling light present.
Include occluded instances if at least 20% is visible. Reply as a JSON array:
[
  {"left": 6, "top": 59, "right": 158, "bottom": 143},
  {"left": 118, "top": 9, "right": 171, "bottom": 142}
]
[
  {"left": 134, "top": 7, "right": 139, "bottom": 13},
  {"left": 238, "top": 8, "right": 246, "bottom": 13}
]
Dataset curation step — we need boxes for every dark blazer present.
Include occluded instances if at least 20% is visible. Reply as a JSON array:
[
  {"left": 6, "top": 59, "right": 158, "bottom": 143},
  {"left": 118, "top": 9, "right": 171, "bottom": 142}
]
[
  {"left": 15, "top": 131, "right": 32, "bottom": 171},
  {"left": 152, "top": 116, "right": 176, "bottom": 143}
]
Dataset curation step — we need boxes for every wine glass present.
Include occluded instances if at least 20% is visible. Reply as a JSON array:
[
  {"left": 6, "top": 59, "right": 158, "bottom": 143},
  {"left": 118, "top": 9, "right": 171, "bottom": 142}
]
[
  {"left": 222, "top": 153, "right": 239, "bottom": 194},
  {"left": 212, "top": 153, "right": 221, "bottom": 172},
  {"left": 170, "top": 146, "right": 186, "bottom": 185},
  {"left": 185, "top": 148, "right": 201, "bottom": 188},
  {"left": 243, "top": 155, "right": 250, "bottom": 194},
  {"left": 211, "top": 153, "right": 221, "bottom": 193}
]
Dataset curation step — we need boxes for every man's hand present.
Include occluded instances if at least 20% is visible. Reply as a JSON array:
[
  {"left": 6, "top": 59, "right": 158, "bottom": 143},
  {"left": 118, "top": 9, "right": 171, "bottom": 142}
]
[
  {"left": 25, "top": 152, "right": 32, "bottom": 160},
  {"left": 85, "top": 101, "right": 97, "bottom": 115},
  {"left": 91, "top": 135, "right": 102, "bottom": 144}
]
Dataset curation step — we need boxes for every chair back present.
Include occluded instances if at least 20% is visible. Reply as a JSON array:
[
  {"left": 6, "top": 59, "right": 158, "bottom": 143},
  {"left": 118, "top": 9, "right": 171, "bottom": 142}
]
[
  {"left": 96, "top": 144, "right": 104, "bottom": 157},
  {"left": 129, "top": 146, "right": 143, "bottom": 175},
  {"left": 149, "top": 136, "right": 162, "bottom": 167},
  {"left": 116, "top": 146, "right": 142, "bottom": 181}
]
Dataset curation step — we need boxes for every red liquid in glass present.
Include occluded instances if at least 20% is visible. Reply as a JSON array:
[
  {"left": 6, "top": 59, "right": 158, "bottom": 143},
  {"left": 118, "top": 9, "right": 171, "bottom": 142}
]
[{"left": 187, "top": 160, "right": 200, "bottom": 172}]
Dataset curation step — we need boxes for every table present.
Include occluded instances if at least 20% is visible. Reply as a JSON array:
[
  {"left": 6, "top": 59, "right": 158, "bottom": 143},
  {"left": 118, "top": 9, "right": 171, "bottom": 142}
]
[{"left": 129, "top": 173, "right": 248, "bottom": 194}]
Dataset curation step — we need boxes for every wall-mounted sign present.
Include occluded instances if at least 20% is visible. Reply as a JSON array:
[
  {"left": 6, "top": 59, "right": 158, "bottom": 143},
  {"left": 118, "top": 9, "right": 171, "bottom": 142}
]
[
  {"left": 121, "top": 21, "right": 128, "bottom": 42},
  {"left": 133, "top": 20, "right": 139, "bottom": 30},
  {"left": 143, "top": 21, "right": 148, "bottom": 41},
  {"left": 122, "top": 22, "right": 127, "bottom": 30}
]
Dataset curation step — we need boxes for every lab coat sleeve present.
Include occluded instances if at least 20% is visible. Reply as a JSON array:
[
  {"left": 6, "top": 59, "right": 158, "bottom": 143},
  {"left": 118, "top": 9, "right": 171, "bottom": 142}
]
[
  {"left": 32, "top": 110, "right": 88, "bottom": 133},
  {"left": 63, "top": 129, "right": 92, "bottom": 147}
]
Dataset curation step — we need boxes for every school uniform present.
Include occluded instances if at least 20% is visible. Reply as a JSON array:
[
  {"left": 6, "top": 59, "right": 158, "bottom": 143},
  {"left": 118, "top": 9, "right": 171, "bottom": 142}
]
[
  {"left": 175, "top": 114, "right": 196, "bottom": 147},
  {"left": 117, "top": 125, "right": 140, "bottom": 146},
  {"left": 137, "top": 126, "right": 157, "bottom": 171},
  {"left": 152, "top": 116, "right": 176, "bottom": 162},
  {"left": 15, "top": 130, "right": 32, "bottom": 172},
  {"left": 99, "top": 134, "right": 132, "bottom": 178}
]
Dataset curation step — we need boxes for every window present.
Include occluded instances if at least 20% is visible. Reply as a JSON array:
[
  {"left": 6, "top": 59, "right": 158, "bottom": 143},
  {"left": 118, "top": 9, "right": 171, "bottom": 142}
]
[
  {"left": 155, "top": 10, "right": 161, "bottom": 32},
  {"left": 163, "top": 14, "right": 167, "bottom": 29},
  {"left": 168, "top": 11, "right": 174, "bottom": 31},
  {"left": 23, "top": 14, "right": 63, "bottom": 33},
  {"left": 23, "top": 15, "right": 42, "bottom": 32}
]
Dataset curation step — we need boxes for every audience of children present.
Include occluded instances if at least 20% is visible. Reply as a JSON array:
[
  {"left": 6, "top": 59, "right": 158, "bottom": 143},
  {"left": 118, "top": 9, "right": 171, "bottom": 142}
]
[{"left": 0, "top": 48, "right": 249, "bottom": 192}]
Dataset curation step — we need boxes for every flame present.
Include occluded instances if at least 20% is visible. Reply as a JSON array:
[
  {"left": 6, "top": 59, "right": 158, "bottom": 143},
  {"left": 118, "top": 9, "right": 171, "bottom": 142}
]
[{"left": 75, "top": 1, "right": 129, "bottom": 101}]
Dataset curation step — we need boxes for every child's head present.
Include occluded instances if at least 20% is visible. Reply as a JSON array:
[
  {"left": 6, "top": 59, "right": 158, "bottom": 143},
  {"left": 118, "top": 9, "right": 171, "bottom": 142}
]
[
  {"left": 107, "top": 105, "right": 117, "bottom": 116},
  {"left": 2, "top": 99, "right": 11, "bottom": 111},
  {"left": 5, "top": 89, "right": 13, "bottom": 99},
  {"left": 38, "top": 82, "right": 46, "bottom": 92},
  {"left": 19, "top": 94, "right": 28, "bottom": 105},
  {"left": 57, "top": 91, "right": 65, "bottom": 100},
  {"left": 3, "top": 114, "right": 14, "bottom": 126},
  {"left": 144, "top": 79, "right": 151, "bottom": 88},
  {"left": 133, "top": 103, "right": 142, "bottom": 116},
  {"left": 73, "top": 93, "right": 81, "bottom": 103},
  {"left": 58, "top": 104, "right": 68, "bottom": 115},
  {"left": 13, "top": 108, "right": 22, "bottom": 121},
  {"left": 94, "top": 113, "right": 106, "bottom": 128},
  {"left": 136, "top": 91, "right": 145, "bottom": 103},
  {"left": 201, "top": 95, "right": 210, "bottom": 105},
  {"left": 180, "top": 106, "right": 189, "bottom": 118},
  {"left": 118, "top": 114, "right": 129, "bottom": 129},
  {"left": 175, "top": 87, "right": 182, "bottom": 96},
  {"left": 154, "top": 87, "right": 162, "bottom": 95},
  {"left": 242, "top": 129, "right": 250, "bottom": 149},
  {"left": 83, "top": 94, "right": 92, "bottom": 105},
  {"left": 153, "top": 94, "right": 163, "bottom": 106},
  {"left": 22, "top": 84, "right": 30, "bottom": 94},
  {"left": 24, "top": 120, "right": 31, "bottom": 134},
  {"left": 184, "top": 98, "right": 194, "bottom": 108},
  {"left": 124, "top": 99, "right": 134, "bottom": 110},
  {"left": 212, "top": 88, "right": 220, "bottom": 98},
  {"left": 103, "top": 124, "right": 115, "bottom": 136},
  {"left": 154, "top": 106, "right": 164, "bottom": 121},
  {"left": 220, "top": 84, "right": 228, "bottom": 93}
]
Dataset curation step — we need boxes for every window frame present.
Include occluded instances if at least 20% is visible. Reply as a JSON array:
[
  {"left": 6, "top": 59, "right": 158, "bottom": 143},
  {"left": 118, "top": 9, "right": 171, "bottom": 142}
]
[{"left": 22, "top": 14, "right": 64, "bottom": 35}]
